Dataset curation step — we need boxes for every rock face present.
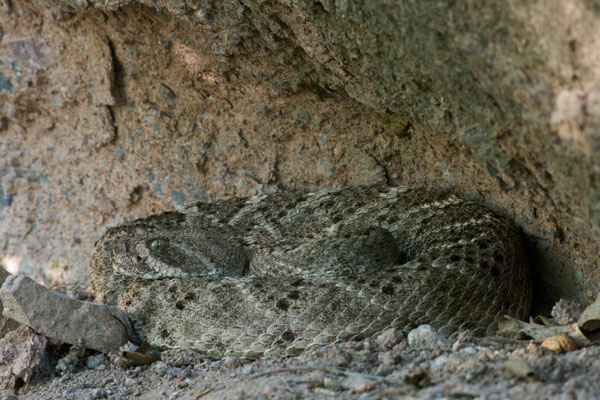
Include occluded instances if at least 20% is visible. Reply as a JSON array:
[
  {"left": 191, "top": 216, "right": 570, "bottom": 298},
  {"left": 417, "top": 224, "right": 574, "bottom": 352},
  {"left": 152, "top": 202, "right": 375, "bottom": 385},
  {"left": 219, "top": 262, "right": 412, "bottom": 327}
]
[
  {"left": 1, "top": 275, "right": 132, "bottom": 353},
  {"left": 0, "top": 1, "right": 598, "bottom": 309},
  {"left": 0, "top": 326, "right": 50, "bottom": 392}
]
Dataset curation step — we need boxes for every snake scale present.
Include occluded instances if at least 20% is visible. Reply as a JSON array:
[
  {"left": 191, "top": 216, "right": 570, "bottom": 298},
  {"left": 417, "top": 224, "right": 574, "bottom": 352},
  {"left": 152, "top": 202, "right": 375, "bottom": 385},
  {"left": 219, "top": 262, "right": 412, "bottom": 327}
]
[{"left": 90, "top": 185, "right": 531, "bottom": 359}]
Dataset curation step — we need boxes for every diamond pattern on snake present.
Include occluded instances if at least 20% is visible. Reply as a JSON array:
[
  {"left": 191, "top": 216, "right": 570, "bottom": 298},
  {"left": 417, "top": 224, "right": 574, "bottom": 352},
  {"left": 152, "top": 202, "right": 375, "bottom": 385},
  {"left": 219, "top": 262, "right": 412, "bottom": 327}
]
[{"left": 90, "top": 185, "right": 531, "bottom": 359}]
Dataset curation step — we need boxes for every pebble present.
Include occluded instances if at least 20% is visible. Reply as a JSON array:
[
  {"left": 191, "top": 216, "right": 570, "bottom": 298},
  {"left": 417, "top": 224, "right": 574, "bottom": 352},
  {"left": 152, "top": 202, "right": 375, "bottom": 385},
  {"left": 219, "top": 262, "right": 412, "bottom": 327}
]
[
  {"left": 86, "top": 353, "right": 106, "bottom": 369},
  {"left": 240, "top": 364, "right": 255, "bottom": 374},
  {"left": 340, "top": 375, "right": 375, "bottom": 392},
  {"left": 376, "top": 328, "right": 403, "bottom": 349},
  {"left": 322, "top": 377, "right": 341, "bottom": 390},
  {"left": 262, "top": 385, "right": 277, "bottom": 397},
  {"left": 429, "top": 355, "right": 449, "bottom": 374},
  {"left": 407, "top": 325, "right": 450, "bottom": 349},
  {"left": 152, "top": 361, "right": 169, "bottom": 374},
  {"left": 222, "top": 357, "right": 242, "bottom": 368}
]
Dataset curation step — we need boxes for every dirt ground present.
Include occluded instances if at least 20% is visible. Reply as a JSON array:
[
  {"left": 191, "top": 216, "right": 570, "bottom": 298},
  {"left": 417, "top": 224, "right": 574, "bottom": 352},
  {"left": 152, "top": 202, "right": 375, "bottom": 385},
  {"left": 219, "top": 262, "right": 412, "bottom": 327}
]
[{"left": 5, "top": 324, "right": 598, "bottom": 400}]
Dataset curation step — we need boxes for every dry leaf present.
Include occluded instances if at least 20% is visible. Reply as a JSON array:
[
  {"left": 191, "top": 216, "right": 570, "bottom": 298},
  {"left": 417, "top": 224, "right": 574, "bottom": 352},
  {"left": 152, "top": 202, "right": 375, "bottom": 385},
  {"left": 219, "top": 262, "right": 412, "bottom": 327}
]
[
  {"left": 497, "top": 315, "right": 570, "bottom": 339},
  {"left": 119, "top": 342, "right": 160, "bottom": 366},
  {"left": 120, "top": 349, "right": 160, "bottom": 365},
  {"left": 540, "top": 334, "right": 578, "bottom": 353},
  {"left": 578, "top": 293, "right": 600, "bottom": 331}
]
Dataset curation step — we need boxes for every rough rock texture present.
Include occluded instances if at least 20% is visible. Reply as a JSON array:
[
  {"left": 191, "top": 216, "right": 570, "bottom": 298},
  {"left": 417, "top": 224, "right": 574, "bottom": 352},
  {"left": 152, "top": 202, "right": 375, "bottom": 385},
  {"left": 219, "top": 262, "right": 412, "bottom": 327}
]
[
  {"left": 0, "top": 0, "right": 599, "bottom": 330},
  {"left": 0, "top": 267, "right": 19, "bottom": 337},
  {"left": 0, "top": 326, "right": 50, "bottom": 392},
  {"left": 0, "top": 275, "right": 132, "bottom": 353}
]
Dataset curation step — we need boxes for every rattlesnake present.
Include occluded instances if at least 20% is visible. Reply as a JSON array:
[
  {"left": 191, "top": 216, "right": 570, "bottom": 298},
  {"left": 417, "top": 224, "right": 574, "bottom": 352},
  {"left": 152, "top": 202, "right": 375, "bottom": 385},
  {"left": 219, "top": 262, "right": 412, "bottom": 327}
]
[{"left": 90, "top": 185, "right": 531, "bottom": 359}]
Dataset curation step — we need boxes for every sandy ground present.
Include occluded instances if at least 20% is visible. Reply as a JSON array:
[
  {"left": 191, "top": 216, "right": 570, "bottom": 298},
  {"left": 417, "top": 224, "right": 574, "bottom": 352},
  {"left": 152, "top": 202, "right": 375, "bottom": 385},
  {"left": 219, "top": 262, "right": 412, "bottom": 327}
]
[{"left": 4, "top": 325, "right": 598, "bottom": 400}]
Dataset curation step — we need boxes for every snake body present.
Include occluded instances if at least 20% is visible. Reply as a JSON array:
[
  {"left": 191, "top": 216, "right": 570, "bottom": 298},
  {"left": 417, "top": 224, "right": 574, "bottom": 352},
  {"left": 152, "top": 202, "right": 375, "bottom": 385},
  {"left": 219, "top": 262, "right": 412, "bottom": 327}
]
[{"left": 90, "top": 185, "right": 531, "bottom": 359}]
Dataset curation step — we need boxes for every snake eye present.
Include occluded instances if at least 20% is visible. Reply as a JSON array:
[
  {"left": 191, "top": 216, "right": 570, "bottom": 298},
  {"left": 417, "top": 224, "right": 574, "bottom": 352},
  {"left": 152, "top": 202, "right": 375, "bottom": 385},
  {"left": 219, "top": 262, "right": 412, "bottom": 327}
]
[{"left": 150, "top": 238, "right": 168, "bottom": 252}]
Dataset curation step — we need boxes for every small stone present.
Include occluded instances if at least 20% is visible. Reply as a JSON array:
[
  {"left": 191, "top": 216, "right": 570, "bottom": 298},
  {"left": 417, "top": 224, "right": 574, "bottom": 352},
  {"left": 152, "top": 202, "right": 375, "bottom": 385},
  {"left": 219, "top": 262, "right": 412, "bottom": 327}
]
[
  {"left": 56, "top": 341, "right": 86, "bottom": 375},
  {"left": 340, "top": 375, "right": 375, "bottom": 392},
  {"left": 552, "top": 299, "right": 584, "bottom": 325},
  {"left": 222, "top": 357, "right": 241, "bottom": 368},
  {"left": 240, "top": 364, "right": 254, "bottom": 374},
  {"left": 429, "top": 355, "right": 449, "bottom": 374},
  {"left": 378, "top": 351, "right": 398, "bottom": 365},
  {"left": 262, "top": 385, "right": 277, "bottom": 398},
  {"left": 407, "top": 325, "right": 450, "bottom": 349},
  {"left": 451, "top": 330, "right": 475, "bottom": 352},
  {"left": 152, "top": 361, "right": 168, "bottom": 374},
  {"left": 498, "top": 358, "right": 536, "bottom": 381},
  {"left": 322, "top": 377, "right": 340, "bottom": 390},
  {"left": 86, "top": 353, "right": 106, "bottom": 369},
  {"left": 0, "top": 326, "right": 49, "bottom": 391},
  {"left": 161, "top": 349, "right": 204, "bottom": 367},
  {"left": 374, "top": 363, "right": 395, "bottom": 376},
  {"left": 376, "top": 328, "right": 403, "bottom": 349}
]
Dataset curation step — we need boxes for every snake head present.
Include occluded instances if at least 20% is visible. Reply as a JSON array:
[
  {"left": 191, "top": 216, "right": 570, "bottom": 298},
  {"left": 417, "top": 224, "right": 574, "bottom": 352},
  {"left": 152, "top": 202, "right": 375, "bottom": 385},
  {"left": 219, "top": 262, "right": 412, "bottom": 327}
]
[{"left": 100, "top": 211, "right": 248, "bottom": 280}]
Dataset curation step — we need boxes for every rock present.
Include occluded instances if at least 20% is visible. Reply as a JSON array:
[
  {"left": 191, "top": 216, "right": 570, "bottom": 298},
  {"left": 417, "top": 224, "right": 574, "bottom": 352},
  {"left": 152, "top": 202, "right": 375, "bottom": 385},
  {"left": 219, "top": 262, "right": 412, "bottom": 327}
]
[
  {"left": 340, "top": 375, "right": 375, "bottom": 392},
  {"left": 160, "top": 349, "right": 205, "bottom": 367},
  {"left": 222, "top": 357, "right": 242, "bottom": 369},
  {"left": 552, "top": 299, "right": 584, "bottom": 325},
  {"left": 429, "top": 354, "right": 452, "bottom": 375},
  {"left": 0, "top": 268, "right": 20, "bottom": 338},
  {"left": 498, "top": 358, "right": 536, "bottom": 382},
  {"left": 407, "top": 325, "right": 450, "bottom": 349},
  {"left": 56, "top": 341, "right": 86, "bottom": 374},
  {"left": 86, "top": 353, "right": 107, "bottom": 369},
  {"left": 375, "top": 328, "right": 404, "bottom": 349},
  {"left": 0, "top": 275, "right": 133, "bottom": 353},
  {"left": 0, "top": 325, "right": 50, "bottom": 392}
]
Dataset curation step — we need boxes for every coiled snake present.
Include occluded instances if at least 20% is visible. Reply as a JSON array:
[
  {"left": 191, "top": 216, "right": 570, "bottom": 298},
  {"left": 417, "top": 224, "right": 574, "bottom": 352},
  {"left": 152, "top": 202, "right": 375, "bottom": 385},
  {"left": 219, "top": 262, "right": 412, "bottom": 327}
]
[{"left": 90, "top": 185, "right": 531, "bottom": 359}]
